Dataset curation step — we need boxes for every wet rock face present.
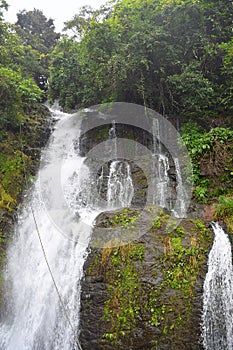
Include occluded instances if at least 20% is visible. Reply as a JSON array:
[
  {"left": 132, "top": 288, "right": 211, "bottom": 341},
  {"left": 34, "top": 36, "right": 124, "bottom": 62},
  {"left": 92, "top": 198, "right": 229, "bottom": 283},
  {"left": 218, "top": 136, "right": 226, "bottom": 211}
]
[
  {"left": 80, "top": 210, "right": 211, "bottom": 350},
  {"left": 79, "top": 121, "right": 178, "bottom": 209},
  {"left": 96, "top": 161, "right": 148, "bottom": 207}
]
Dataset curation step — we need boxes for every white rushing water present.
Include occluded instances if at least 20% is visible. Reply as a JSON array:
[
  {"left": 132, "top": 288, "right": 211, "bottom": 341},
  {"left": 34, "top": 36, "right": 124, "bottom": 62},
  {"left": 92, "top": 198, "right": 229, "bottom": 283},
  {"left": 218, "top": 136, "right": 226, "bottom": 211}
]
[
  {"left": 0, "top": 109, "right": 134, "bottom": 350},
  {"left": 202, "top": 222, "right": 233, "bottom": 350},
  {"left": 151, "top": 118, "right": 171, "bottom": 209},
  {"left": 151, "top": 118, "right": 188, "bottom": 217},
  {"left": 173, "top": 157, "right": 187, "bottom": 218},
  {"left": 156, "top": 154, "right": 170, "bottom": 209},
  {"left": 107, "top": 160, "right": 134, "bottom": 208}
]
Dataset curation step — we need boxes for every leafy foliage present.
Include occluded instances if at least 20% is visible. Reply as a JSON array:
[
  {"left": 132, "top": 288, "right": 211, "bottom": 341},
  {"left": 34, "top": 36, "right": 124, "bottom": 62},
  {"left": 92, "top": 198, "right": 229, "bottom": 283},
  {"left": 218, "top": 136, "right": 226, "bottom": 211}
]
[
  {"left": 102, "top": 242, "right": 145, "bottom": 343},
  {"left": 48, "top": 37, "right": 82, "bottom": 109},
  {"left": 214, "top": 195, "right": 233, "bottom": 232},
  {"left": 181, "top": 122, "right": 233, "bottom": 202},
  {"left": 214, "top": 196, "right": 233, "bottom": 220},
  {"left": 15, "top": 9, "right": 60, "bottom": 89},
  {"left": 49, "top": 0, "right": 233, "bottom": 117},
  {"left": 0, "top": 67, "right": 43, "bottom": 129},
  {"left": 0, "top": 8, "right": 54, "bottom": 130}
]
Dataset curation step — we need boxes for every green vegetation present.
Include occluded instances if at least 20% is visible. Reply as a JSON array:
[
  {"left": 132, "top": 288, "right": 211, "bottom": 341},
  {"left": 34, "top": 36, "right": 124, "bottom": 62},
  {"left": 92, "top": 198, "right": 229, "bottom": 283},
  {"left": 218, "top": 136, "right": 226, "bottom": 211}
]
[
  {"left": 91, "top": 212, "right": 212, "bottom": 347},
  {"left": 102, "top": 242, "right": 145, "bottom": 343},
  {"left": 109, "top": 208, "right": 139, "bottom": 227},
  {"left": 214, "top": 195, "right": 233, "bottom": 232},
  {"left": 0, "top": 67, "right": 43, "bottom": 129},
  {"left": 0, "top": 0, "right": 232, "bottom": 343},
  {"left": 0, "top": 5, "right": 59, "bottom": 131},
  {"left": 163, "top": 236, "right": 203, "bottom": 294},
  {"left": 0, "top": 2, "right": 59, "bottom": 267},
  {"left": 151, "top": 211, "right": 170, "bottom": 229},
  {"left": 48, "top": 0, "right": 232, "bottom": 120},
  {"left": 15, "top": 9, "right": 60, "bottom": 89},
  {"left": 181, "top": 122, "right": 233, "bottom": 203}
]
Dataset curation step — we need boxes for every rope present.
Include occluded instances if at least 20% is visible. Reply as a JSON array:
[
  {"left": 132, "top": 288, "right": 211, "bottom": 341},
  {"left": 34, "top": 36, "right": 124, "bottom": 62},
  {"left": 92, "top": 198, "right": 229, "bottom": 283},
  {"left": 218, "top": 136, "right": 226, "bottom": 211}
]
[{"left": 19, "top": 123, "right": 83, "bottom": 350}]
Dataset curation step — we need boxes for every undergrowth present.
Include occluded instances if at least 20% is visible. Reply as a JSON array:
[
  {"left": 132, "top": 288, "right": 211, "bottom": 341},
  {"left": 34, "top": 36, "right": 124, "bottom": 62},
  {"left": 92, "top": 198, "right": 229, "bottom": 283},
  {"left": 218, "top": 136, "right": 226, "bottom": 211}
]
[{"left": 181, "top": 123, "right": 233, "bottom": 204}]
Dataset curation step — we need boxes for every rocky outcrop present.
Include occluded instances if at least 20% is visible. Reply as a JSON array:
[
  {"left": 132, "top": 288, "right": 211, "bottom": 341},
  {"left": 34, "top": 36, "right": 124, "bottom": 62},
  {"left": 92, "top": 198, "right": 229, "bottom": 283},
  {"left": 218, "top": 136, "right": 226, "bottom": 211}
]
[
  {"left": 80, "top": 209, "right": 212, "bottom": 350},
  {"left": 78, "top": 106, "right": 213, "bottom": 349}
]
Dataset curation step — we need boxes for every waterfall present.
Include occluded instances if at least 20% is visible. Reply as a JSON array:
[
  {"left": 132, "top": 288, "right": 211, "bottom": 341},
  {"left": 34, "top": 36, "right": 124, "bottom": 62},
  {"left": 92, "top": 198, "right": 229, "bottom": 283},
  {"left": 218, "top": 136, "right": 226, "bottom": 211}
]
[
  {"left": 151, "top": 119, "right": 170, "bottom": 209},
  {"left": 156, "top": 154, "right": 170, "bottom": 209},
  {"left": 0, "top": 110, "right": 91, "bottom": 350},
  {"left": 0, "top": 109, "right": 134, "bottom": 350},
  {"left": 109, "top": 120, "right": 117, "bottom": 158},
  {"left": 0, "top": 104, "right": 190, "bottom": 349},
  {"left": 202, "top": 222, "right": 233, "bottom": 350},
  {"left": 109, "top": 120, "right": 116, "bottom": 139},
  {"left": 173, "top": 157, "right": 187, "bottom": 218},
  {"left": 107, "top": 160, "right": 134, "bottom": 208}
]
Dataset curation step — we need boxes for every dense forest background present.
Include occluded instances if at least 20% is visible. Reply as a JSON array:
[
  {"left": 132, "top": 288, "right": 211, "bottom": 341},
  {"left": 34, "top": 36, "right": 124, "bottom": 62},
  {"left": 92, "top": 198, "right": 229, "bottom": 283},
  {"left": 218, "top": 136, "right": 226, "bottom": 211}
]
[
  {"left": 0, "top": 0, "right": 232, "bottom": 256},
  {"left": 1, "top": 0, "right": 233, "bottom": 125}
]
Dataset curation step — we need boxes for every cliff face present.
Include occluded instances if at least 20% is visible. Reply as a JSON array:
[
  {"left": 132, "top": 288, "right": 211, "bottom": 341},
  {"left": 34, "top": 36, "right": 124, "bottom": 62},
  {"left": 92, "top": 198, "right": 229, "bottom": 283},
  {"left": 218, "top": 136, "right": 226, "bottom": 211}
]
[
  {"left": 78, "top": 110, "right": 213, "bottom": 349},
  {"left": 79, "top": 209, "right": 212, "bottom": 350}
]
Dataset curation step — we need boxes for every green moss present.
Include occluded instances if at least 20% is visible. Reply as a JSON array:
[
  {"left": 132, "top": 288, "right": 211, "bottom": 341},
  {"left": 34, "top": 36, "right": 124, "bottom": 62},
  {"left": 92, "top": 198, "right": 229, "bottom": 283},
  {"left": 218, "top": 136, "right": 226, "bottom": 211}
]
[
  {"left": 162, "top": 236, "right": 201, "bottom": 295},
  {"left": 150, "top": 210, "right": 170, "bottom": 230},
  {"left": 102, "top": 242, "right": 145, "bottom": 344},
  {"left": 193, "top": 219, "right": 212, "bottom": 240},
  {"left": 94, "top": 214, "right": 211, "bottom": 348},
  {"left": 148, "top": 219, "right": 211, "bottom": 339},
  {"left": 87, "top": 250, "right": 102, "bottom": 275},
  {"left": 173, "top": 226, "right": 186, "bottom": 237}
]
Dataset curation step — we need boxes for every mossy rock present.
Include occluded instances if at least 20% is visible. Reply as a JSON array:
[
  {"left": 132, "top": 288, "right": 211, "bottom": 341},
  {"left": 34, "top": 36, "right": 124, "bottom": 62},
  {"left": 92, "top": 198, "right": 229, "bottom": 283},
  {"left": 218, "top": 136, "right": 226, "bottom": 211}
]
[{"left": 80, "top": 209, "right": 212, "bottom": 350}]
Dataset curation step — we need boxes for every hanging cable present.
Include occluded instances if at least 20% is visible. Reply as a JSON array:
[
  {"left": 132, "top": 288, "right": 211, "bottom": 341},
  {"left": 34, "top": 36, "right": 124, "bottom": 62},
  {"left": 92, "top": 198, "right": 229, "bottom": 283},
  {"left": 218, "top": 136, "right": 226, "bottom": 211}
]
[{"left": 19, "top": 123, "right": 83, "bottom": 350}]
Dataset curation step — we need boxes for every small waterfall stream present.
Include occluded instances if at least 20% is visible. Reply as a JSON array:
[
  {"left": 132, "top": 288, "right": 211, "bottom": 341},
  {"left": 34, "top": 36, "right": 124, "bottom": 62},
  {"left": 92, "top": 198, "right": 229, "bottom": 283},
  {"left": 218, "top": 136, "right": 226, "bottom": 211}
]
[
  {"left": 107, "top": 160, "right": 134, "bottom": 208},
  {"left": 202, "top": 222, "right": 233, "bottom": 350},
  {"left": 151, "top": 119, "right": 171, "bottom": 208},
  {"left": 173, "top": 158, "right": 187, "bottom": 218}
]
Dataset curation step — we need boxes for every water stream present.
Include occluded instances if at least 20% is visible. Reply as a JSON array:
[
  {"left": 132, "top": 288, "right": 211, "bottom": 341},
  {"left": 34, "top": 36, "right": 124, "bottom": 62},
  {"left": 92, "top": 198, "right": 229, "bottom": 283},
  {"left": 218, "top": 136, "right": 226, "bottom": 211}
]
[
  {"left": 0, "top": 109, "right": 134, "bottom": 350},
  {"left": 202, "top": 222, "right": 233, "bottom": 350},
  {"left": 107, "top": 160, "right": 134, "bottom": 208}
]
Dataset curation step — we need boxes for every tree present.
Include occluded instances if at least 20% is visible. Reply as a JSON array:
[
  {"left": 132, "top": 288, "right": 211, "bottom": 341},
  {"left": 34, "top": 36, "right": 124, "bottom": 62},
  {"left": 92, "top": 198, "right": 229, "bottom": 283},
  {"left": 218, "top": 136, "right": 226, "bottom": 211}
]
[
  {"left": 48, "top": 37, "right": 82, "bottom": 109},
  {"left": 48, "top": 0, "right": 233, "bottom": 119},
  {"left": 0, "top": 0, "right": 8, "bottom": 19},
  {"left": 0, "top": 67, "right": 43, "bottom": 129},
  {"left": 15, "top": 9, "right": 60, "bottom": 89},
  {"left": 63, "top": 4, "right": 113, "bottom": 38}
]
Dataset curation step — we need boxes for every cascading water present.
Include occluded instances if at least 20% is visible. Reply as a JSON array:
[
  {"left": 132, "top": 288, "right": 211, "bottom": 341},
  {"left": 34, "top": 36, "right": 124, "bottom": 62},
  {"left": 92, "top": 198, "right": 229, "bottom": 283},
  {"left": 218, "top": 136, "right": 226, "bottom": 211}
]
[
  {"left": 156, "top": 154, "right": 170, "bottom": 209},
  {"left": 0, "top": 109, "right": 134, "bottom": 350},
  {"left": 202, "top": 222, "right": 233, "bottom": 350},
  {"left": 151, "top": 119, "right": 171, "bottom": 209},
  {"left": 0, "top": 110, "right": 90, "bottom": 350},
  {"left": 107, "top": 160, "right": 134, "bottom": 208},
  {"left": 173, "top": 157, "right": 187, "bottom": 218},
  {"left": 109, "top": 120, "right": 117, "bottom": 158},
  {"left": 96, "top": 121, "right": 134, "bottom": 209}
]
